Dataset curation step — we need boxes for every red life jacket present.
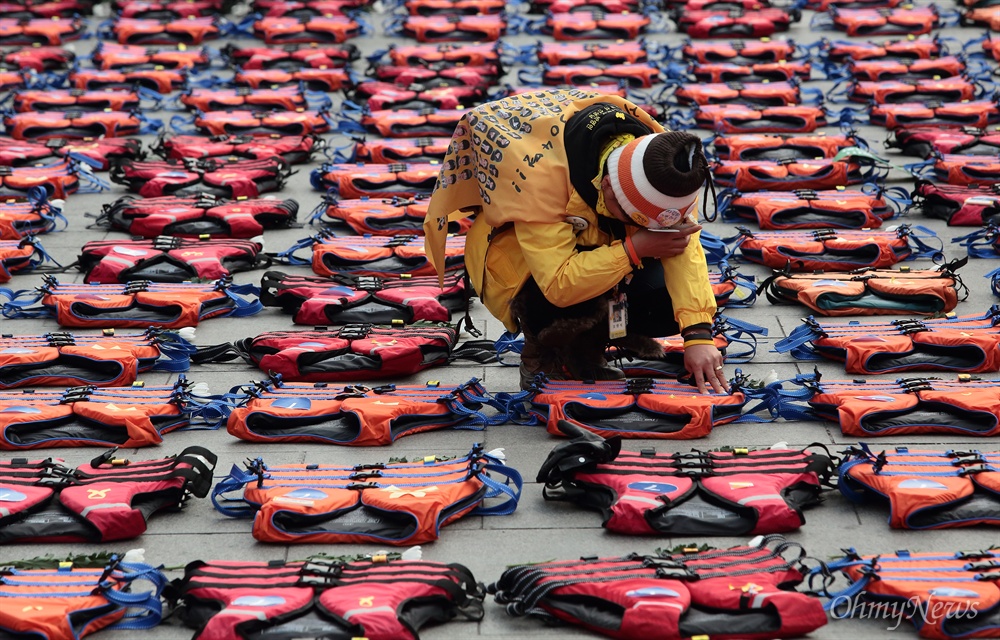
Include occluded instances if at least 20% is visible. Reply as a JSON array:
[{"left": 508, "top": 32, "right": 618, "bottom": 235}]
[
  {"left": 1, "top": 276, "right": 262, "bottom": 328},
  {"left": 712, "top": 158, "right": 873, "bottom": 191},
  {"left": 192, "top": 109, "right": 330, "bottom": 137},
  {"left": 490, "top": 536, "right": 828, "bottom": 640},
  {"left": 848, "top": 56, "right": 966, "bottom": 81},
  {"left": 314, "top": 194, "right": 473, "bottom": 235},
  {"left": 260, "top": 270, "right": 469, "bottom": 325},
  {"left": 109, "top": 17, "right": 222, "bottom": 45},
  {"left": 311, "top": 162, "right": 440, "bottom": 198},
  {"left": 678, "top": 8, "right": 798, "bottom": 37},
  {"left": 806, "top": 0, "right": 904, "bottom": 9},
  {"left": 889, "top": 127, "right": 1000, "bottom": 158},
  {"left": 694, "top": 105, "right": 827, "bottom": 133},
  {"left": 154, "top": 133, "right": 319, "bottom": 164},
  {"left": 0, "top": 445, "right": 216, "bottom": 541},
  {"left": 762, "top": 263, "right": 965, "bottom": 316},
  {"left": 0, "top": 0, "right": 91, "bottom": 20},
  {"left": 532, "top": 63, "right": 660, "bottom": 89},
  {"left": 224, "top": 42, "right": 359, "bottom": 69},
  {"left": 538, "top": 420, "right": 834, "bottom": 535},
  {"left": 12, "top": 89, "right": 144, "bottom": 113},
  {"left": 70, "top": 67, "right": 186, "bottom": 93},
  {"left": 715, "top": 113, "right": 827, "bottom": 149},
  {"left": 0, "top": 377, "right": 222, "bottom": 449},
  {"left": 929, "top": 154, "right": 1000, "bottom": 186},
  {"left": 253, "top": 15, "right": 364, "bottom": 43},
  {"left": 817, "top": 6, "right": 943, "bottom": 36},
  {"left": 229, "top": 322, "right": 498, "bottom": 381},
  {"left": 0, "top": 69, "right": 27, "bottom": 92},
  {"left": 92, "top": 41, "right": 211, "bottom": 70},
  {"left": 353, "top": 83, "right": 487, "bottom": 111},
  {"left": 608, "top": 333, "right": 732, "bottom": 378},
  {"left": 347, "top": 108, "right": 464, "bottom": 138},
  {"left": 115, "top": 0, "right": 223, "bottom": 19},
  {"left": 212, "top": 444, "right": 520, "bottom": 543},
  {"left": 818, "top": 548, "right": 999, "bottom": 639},
  {"left": 78, "top": 237, "right": 265, "bottom": 284},
  {"left": 983, "top": 32, "right": 1000, "bottom": 60},
  {"left": 0, "top": 237, "right": 46, "bottom": 282},
  {"left": 110, "top": 157, "right": 291, "bottom": 198},
  {"left": 0, "top": 328, "right": 196, "bottom": 388},
  {"left": 533, "top": 0, "right": 638, "bottom": 12},
  {"left": 839, "top": 444, "right": 1000, "bottom": 529},
  {"left": 232, "top": 66, "right": 353, "bottom": 91},
  {"left": 682, "top": 39, "right": 798, "bottom": 64},
  {"left": 254, "top": 0, "right": 366, "bottom": 17},
  {"left": 533, "top": 11, "right": 648, "bottom": 40},
  {"left": 5, "top": 110, "right": 149, "bottom": 140},
  {"left": 398, "top": 14, "right": 505, "bottom": 41},
  {"left": 964, "top": 5, "right": 1000, "bottom": 29},
  {"left": 845, "top": 76, "right": 976, "bottom": 104},
  {"left": 96, "top": 193, "right": 298, "bottom": 238},
  {"left": 5, "top": 137, "right": 143, "bottom": 171},
  {"left": 179, "top": 87, "right": 309, "bottom": 112},
  {"left": 3, "top": 45, "right": 75, "bottom": 72},
  {"left": 533, "top": 40, "right": 648, "bottom": 64},
  {"left": 0, "top": 192, "right": 66, "bottom": 239},
  {"left": 170, "top": 557, "right": 484, "bottom": 640},
  {"left": 372, "top": 63, "right": 501, "bottom": 88},
  {"left": 675, "top": 80, "right": 802, "bottom": 107},
  {"left": 0, "top": 561, "right": 165, "bottom": 640},
  {"left": 690, "top": 60, "right": 812, "bottom": 83},
  {"left": 280, "top": 232, "right": 464, "bottom": 277},
  {"left": 380, "top": 41, "right": 500, "bottom": 66},
  {"left": 0, "top": 17, "right": 85, "bottom": 45},
  {"left": 527, "top": 377, "right": 757, "bottom": 440},
  {"left": 912, "top": 180, "right": 1000, "bottom": 225},
  {"left": 718, "top": 187, "right": 898, "bottom": 229},
  {"left": 345, "top": 136, "right": 450, "bottom": 163},
  {"left": 773, "top": 310, "right": 1000, "bottom": 374},
  {"left": 404, "top": 0, "right": 506, "bottom": 12},
  {"left": 729, "top": 225, "right": 939, "bottom": 271},
  {"left": 822, "top": 35, "right": 945, "bottom": 63}
]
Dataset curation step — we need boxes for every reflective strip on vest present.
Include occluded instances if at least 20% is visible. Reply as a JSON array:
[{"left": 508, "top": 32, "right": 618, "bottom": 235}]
[
  {"left": 737, "top": 494, "right": 785, "bottom": 505},
  {"left": 343, "top": 605, "right": 396, "bottom": 620},
  {"left": 620, "top": 494, "right": 663, "bottom": 506},
  {"left": 80, "top": 502, "right": 132, "bottom": 517}
]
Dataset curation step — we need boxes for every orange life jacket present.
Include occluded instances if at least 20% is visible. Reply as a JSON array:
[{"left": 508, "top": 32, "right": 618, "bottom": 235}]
[
  {"left": 311, "top": 162, "right": 440, "bottom": 198},
  {"left": 725, "top": 225, "right": 940, "bottom": 271},
  {"left": 871, "top": 101, "right": 999, "bottom": 130},
  {"left": 839, "top": 444, "right": 1000, "bottom": 529},
  {"left": 814, "top": 6, "right": 944, "bottom": 37},
  {"left": 0, "top": 561, "right": 165, "bottom": 640},
  {"left": 109, "top": 16, "right": 221, "bottom": 45},
  {"left": 526, "top": 376, "right": 763, "bottom": 440},
  {"left": 538, "top": 420, "right": 835, "bottom": 535},
  {"left": 0, "top": 192, "right": 66, "bottom": 239},
  {"left": 225, "top": 376, "right": 505, "bottom": 445},
  {"left": 817, "top": 549, "right": 999, "bottom": 639},
  {"left": 0, "top": 445, "right": 216, "bottom": 541},
  {"left": 718, "top": 187, "right": 899, "bottom": 229},
  {"left": 278, "top": 231, "right": 464, "bottom": 277},
  {"left": 712, "top": 133, "right": 860, "bottom": 161},
  {"left": 223, "top": 42, "right": 359, "bottom": 69},
  {"left": 0, "top": 328, "right": 195, "bottom": 388},
  {"left": 253, "top": 15, "right": 364, "bottom": 44},
  {"left": 92, "top": 41, "right": 211, "bottom": 70},
  {"left": 1, "top": 276, "right": 262, "bottom": 328},
  {"left": 341, "top": 137, "right": 450, "bottom": 164},
  {"left": 681, "top": 39, "right": 799, "bottom": 64},
  {"left": 69, "top": 67, "right": 186, "bottom": 93},
  {"left": 211, "top": 444, "right": 520, "bottom": 543},
  {"left": 761, "top": 262, "right": 965, "bottom": 316},
  {"left": 693, "top": 104, "right": 827, "bottom": 134},
  {"left": 0, "top": 377, "right": 223, "bottom": 449},
  {"left": 687, "top": 60, "right": 812, "bottom": 83},
  {"left": 233, "top": 66, "right": 353, "bottom": 91},
  {"left": 774, "top": 308, "right": 1000, "bottom": 373},
  {"left": 776, "top": 372, "right": 1000, "bottom": 436}
]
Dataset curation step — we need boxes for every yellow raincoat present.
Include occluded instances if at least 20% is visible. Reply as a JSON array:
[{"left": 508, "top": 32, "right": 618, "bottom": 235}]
[{"left": 424, "top": 89, "right": 716, "bottom": 333}]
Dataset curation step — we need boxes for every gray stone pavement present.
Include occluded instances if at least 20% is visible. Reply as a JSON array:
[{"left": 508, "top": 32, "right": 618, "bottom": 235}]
[{"left": 1, "top": 3, "right": 998, "bottom": 639}]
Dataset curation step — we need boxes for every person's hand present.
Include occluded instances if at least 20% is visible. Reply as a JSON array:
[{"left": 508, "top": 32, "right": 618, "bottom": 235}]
[
  {"left": 684, "top": 343, "right": 728, "bottom": 394},
  {"left": 630, "top": 224, "right": 702, "bottom": 259}
]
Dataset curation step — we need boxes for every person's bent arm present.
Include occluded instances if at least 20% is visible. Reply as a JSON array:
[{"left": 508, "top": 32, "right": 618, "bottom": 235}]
[{"left": 514, "top": 220, "right": 632, "bottom": 308}]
